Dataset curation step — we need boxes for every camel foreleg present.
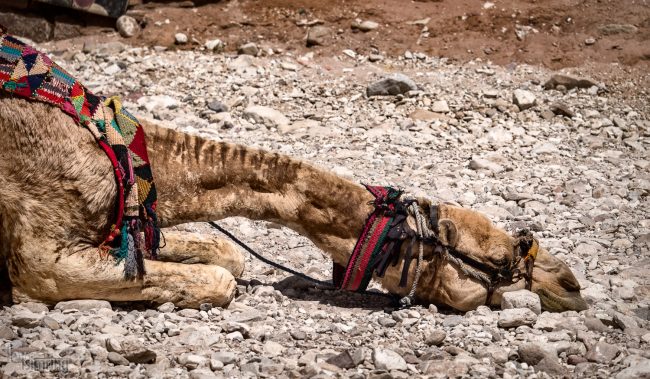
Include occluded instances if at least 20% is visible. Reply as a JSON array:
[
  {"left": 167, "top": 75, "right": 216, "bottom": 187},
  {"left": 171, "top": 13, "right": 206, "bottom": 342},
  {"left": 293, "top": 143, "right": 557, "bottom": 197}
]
[
  {"left": 9, "top": 241, "right": 237, "bottom": 308},
  {"left": 157, "top": 230, "right": 245, "bottom": 277}
]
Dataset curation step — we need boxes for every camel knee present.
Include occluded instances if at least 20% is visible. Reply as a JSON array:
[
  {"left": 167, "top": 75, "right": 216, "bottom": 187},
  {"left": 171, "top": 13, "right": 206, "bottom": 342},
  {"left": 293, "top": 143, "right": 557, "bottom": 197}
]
[{"left": 158, "top": 230, "right": 245, "bottom": 277}]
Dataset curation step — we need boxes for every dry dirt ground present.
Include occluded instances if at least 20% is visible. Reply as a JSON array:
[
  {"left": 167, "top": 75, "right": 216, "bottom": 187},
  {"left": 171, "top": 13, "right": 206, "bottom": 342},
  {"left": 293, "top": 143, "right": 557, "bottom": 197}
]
[{"left": 128, "top": 0, "right": 650, "bottom": 69}]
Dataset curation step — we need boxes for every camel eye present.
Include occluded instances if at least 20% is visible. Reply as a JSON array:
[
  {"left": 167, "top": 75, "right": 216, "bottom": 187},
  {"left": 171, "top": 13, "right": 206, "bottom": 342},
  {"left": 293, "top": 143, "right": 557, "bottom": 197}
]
[{"left": 490, "top": 257, "right": 508, "bottom": 267}]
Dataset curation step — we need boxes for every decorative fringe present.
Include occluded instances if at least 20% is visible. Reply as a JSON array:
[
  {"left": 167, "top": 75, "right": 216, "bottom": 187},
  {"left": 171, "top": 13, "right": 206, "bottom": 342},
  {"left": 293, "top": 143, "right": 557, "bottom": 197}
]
[
  {"left": 115, "top": 223, "right": 129, "bottom": 261},
  {"left": 110, "top": 218, "right": 151, "bottom": 280},
  {"left": 124, "top": 233, "right": 137, "bottom": 279}
]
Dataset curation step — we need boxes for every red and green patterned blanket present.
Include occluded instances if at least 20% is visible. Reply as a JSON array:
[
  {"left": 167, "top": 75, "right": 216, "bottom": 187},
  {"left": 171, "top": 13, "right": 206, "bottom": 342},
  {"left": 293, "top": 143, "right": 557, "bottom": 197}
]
[{"left": 0, "top": 29, "right": 159, "bottom": 279}]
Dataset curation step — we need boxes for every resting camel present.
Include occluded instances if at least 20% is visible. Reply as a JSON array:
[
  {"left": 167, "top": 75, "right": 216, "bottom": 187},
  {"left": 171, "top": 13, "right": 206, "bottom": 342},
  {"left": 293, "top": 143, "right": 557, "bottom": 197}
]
[{"left": 0, "top": 36, "right": 587, "bottom": 313}]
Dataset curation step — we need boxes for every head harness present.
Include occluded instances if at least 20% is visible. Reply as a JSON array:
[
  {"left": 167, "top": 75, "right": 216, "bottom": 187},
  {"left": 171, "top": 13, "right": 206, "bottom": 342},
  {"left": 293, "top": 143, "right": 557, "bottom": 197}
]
[{"left": 339, "top": 185, "right": 539, "bottom": 306}]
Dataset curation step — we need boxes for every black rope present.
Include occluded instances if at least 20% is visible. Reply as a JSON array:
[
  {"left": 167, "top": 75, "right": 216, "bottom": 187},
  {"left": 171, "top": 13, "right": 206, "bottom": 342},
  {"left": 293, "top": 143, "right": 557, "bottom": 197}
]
[{"left": 208, "top": 221, "right": 397, "bottom": 302}]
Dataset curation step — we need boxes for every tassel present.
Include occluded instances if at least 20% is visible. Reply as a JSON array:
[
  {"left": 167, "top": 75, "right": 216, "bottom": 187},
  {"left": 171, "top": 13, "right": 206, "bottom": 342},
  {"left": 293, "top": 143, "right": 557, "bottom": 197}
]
[
  {"left": 124, "top": 232, "right": 137, "bottom": 280},
  {"left": 135, "top": 246, "right": 145, "bottom": 280},
  {"left": 131, "top": 219, "right": 146, "bottom": 279},
  {"left": 144, "top": 206, "right": 161, "bottom": 259},
  {"left": 113, "top": 222, "right": 129, "bottom": 262}
]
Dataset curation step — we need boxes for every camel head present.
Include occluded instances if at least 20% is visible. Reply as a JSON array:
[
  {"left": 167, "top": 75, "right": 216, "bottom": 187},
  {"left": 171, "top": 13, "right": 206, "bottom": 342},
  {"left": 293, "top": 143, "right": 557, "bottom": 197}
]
[{"left": 406, "top": 202, "right": 588, "bottom": 312}]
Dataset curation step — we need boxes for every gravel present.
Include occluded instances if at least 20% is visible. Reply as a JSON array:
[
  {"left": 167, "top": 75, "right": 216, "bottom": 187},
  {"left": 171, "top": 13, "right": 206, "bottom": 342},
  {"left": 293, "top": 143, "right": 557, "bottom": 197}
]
[{"left": 1, "top": 38, "right": 647, "bottom": 378}]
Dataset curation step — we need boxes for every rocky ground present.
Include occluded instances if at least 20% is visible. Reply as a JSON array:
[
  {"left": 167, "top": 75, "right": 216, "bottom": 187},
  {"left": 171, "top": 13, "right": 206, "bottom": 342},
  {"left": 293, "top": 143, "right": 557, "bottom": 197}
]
[{"left": 0, "top": 29, "right": 649, "bottom": 378}]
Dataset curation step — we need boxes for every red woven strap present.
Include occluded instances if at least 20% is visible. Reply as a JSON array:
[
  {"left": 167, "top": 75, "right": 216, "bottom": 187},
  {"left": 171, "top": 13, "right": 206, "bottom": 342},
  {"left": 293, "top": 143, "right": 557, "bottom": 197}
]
[{"left": 340, "top": 185, "right": 399, "bottom": 292}]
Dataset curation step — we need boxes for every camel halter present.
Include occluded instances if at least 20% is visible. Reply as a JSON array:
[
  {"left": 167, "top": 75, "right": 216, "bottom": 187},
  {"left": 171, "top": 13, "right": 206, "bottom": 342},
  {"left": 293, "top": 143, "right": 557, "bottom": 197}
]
[{"left": 339, "top": 185, "right": 539, "bottom": 306}]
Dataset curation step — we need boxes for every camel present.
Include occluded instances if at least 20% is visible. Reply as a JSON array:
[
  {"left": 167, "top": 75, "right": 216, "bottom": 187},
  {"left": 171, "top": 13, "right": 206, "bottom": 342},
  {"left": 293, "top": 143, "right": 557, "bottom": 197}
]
[{"left": 0, "top": 89, "right": 589, "bottom": 313}]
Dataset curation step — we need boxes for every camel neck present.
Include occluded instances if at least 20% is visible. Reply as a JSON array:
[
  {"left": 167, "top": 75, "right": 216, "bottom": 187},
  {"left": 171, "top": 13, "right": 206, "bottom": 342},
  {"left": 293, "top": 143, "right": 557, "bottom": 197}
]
[{"left": 145, "top": 123, "right": 374, "bottom": 265}]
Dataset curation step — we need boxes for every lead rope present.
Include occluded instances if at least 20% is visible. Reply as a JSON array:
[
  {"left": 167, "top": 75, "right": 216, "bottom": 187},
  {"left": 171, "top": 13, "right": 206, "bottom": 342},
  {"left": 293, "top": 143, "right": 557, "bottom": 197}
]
[
  {"left": 399, "top": 197, "right": 433, "bottom": 307},
  {"left": 444, "top": 253, "right": 493, "bottom": 286},
  {"left": 208, "top": 221, "right": 398, "bottom": 303}
]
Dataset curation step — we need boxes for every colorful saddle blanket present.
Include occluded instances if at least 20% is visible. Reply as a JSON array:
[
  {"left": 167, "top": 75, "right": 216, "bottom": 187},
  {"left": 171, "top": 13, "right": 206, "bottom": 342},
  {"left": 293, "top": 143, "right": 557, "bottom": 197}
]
[{"left": 0, "top": 29, "right": 159, "bottom": 279}]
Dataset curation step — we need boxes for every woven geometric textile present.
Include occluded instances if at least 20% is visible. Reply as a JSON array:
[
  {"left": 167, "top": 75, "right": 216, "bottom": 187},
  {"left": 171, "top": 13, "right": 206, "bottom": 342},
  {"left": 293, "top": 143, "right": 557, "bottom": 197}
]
[{"left": 0, "top": 29, "right": 160, "bottom": 279}]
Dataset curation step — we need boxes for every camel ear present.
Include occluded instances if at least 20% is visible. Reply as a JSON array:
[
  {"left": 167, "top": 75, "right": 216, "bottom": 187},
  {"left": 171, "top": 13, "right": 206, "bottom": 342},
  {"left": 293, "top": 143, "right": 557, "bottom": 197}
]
[{"left": 438, "top": 219, "right": 459, "bottom": 247}]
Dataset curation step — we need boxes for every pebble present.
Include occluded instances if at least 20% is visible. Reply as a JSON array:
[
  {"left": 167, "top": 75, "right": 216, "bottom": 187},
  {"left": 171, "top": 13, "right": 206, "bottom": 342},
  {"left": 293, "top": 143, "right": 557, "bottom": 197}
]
[
  {"left": 208, "top": 100, "right": 228, "bottom": 113},
  {"left": 210, "top": 359, "right": 224, "bottom": 371},
  {"left": 0, "top": 325, "right": 17, "bottom": 339},
  {"left": 120, "top": 338, "right": 157, "bottom": 364},
  {"left": 366, "top": 73, "right": 418, "bottom": 96},
  {"left": 19, "top": 302, "right": 49, "bottom": 314},
  {"left": 243, "top": 105, "right": 289, "bottom": 128},
  {"left": 425, "top": 329, "right": 446, "bottom": 346},
  {"left": 116, "top": 15, "right": 139, "bottom": 38},
  {"left": 431, "top": 100, "right": 450, "bottom": 113},
  {"left": 352, "top": 20, "right": 379, "bottom": 32},
  {"left": 263, "top": 341, "right": 285, "bottom": 356},
  {"left": 598, "top": 24, "right": 638, "bottom": 35},
  {"left": 501, "top": 290, "right": 542, "bottom": 314},
  {"left": 104, "top": 63, "right": 121, "bottom": 75},
  {"left": 189, "top": 369, "right": 218, "bottom": 379},
  {"left": 238, "top": 42, "right": 259, "bottom": 56},
  {"left": 372, "top": 348, "right": 407, "bottom": 371},
  {"left": 550, "top": 102, "right": 575, "bottom": 117},
  {"left": 179, "top": 353, "right": 207, "bottom": 370},
  {"left": 54, "top": 300, "right": 111, "bottom": 311},
  {"left": 138, "top": 95, "right": 178, "bottom": 112},
  {"left": 586, "top": 341, "right": 620, "bottom": 363},
  {"left": 512, "top": 89, "right": 536, "bottom": 110},
  {"left": 543, "top": 74, "right": 597, "bottom": 90},
  {"left": 469, "top": 156, "right": 505, "bottom": 174},
  {"left": 613, "top": 312, "right": 642, "bottom": 334},
  {"left": 212, "top": 351, "right": 237, "bottom": 365},
  {"left": 410, "top": 108, "right": 446, "bottom": 122},
  {"left": 12, "top": 312, "right": 43, "bottom": 328},
  {"left": 157, "top": 302, "right": 175, "bottom": 313},
  {"left": 41, "top": 315, "right": 60, "bottom": 330},
  {"left": 584, "top": 317, "right": 609, "bottom": 333},
  {"left": 205, "top": 39, "right": 223, "bottom": 52},
  {"left": 498, "top": 308, "right": 538, "bottom": 328},
  {"left": 306, "top": 26, "right": 331, "bottom": 47},
  {"left": 107, "top": 351, "right": 130, "bottom": 366},
  {"left": 326, "top": 349, "right": 364, "bottom": 369},
  {"left": 616, "top": 358, "right": 650, "bottom": 379},
  {"left": 175, "top": 33, "right": 188, "bottom": 45},
  {"left": 420, "top": 359, "right": 469, "bottom": 376}
]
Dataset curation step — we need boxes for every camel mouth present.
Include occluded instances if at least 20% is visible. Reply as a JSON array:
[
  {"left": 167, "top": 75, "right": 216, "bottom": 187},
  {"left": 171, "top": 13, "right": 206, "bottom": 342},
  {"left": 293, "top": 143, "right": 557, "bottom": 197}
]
[{"left": 535, "top": 286, "right": 588, "bottom": 312}]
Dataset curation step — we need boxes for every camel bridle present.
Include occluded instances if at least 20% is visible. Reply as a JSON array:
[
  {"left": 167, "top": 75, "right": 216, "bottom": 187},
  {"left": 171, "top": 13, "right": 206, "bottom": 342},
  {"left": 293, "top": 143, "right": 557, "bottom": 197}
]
[{"left": 338, "top": 186, "right": 539, "bottom": 306}]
